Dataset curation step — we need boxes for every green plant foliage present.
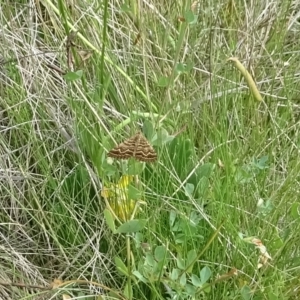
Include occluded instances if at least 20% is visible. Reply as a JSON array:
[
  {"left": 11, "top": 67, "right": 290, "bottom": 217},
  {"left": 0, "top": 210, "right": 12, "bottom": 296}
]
[
  {"left": 235, "top": 155, "right": 269, "bottom": 183},
  {"left": 104, "top": 208, "right": 116, "bottom": 233},
  {"left": 115, "top": 256, "right": 129, "bottom": 276},
  {"left": 116, "top": 219, "right": 147, "bottom": 234},
  {"left": 63, "top": 70, "right": 83, "bottom": 81},
  {"left": 2, "top": 1, "right": 300, "bottom": 299},
  {"left": 169, "top": 210, "right": 204, "bottom": 245}
]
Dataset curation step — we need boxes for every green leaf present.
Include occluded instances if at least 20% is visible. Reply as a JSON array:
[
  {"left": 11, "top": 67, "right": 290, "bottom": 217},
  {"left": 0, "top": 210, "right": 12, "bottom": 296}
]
[
  {"left": 152, "top": 260, "right": 164, "bottom": 279},
  {"left": 157, "top": 76, "right": 170, "bottom": 87},
  {"left": 152, "top": 128, "right": 174, "bottom": 146},
  {"left": 145, "top": 253, "right": 155, "bottom": 267},
  {"left": 258, "top": 198, "right": 274, "bottom": 216},
  {"left": 202, "top": 282, "right": 211, "bottom": 293},
  {"left": 175, "top": 233, "right": 186, "bottom": 244},
  {"left": 177, "top": 255, "right": 185, "bottom": 270},
  {"left": 114, "top": 256, "right": 129, "bottom": 276},
  {"left": 133, "top": 270, "right": 148, "bottom": 283},
  {"left": 175, "top": 63, "right": 186, "bottom": 74},
  {"left": 133, "top": 232, "right": 143, "bottom": 247},
  {"left": 154, "top": 246, "right": 167, "bottom": 262},
  {"left": 175, "top": 62, "right": 194, "bottom": 75},
  {"left": 127, "top": 161, "right": 144, "bottom": 175},
  {"left": 63, "top": 70, "right": 83, "bottom": 81},
  {"left": 124, "top": 282, "right": 132, "bottom": 299},
  {"left": 241, "top": 285, "right": 251, "bottom": 300},
  {"left": 104, "top": 209, "right": 116, "bottom": 233},
  {"left": 188, "top": 163, "right": 216, "bottom": 198},
  {"left": 189, "top": 211, "right": 202, "bottom": 227},
  {"left": 197, "top": 163, "right": 215, "bottom": 178},
  {"left": 101, "top": 161, "right": 118, "bottom": 176},
  {"left": 253, "top": 155, "right": 269, "bottom": 170},
  {"left": 127, "top": 185, "right": 141, "bottom": 200},
  {"left": 185, "top": 283, "right": 196, "bottom": 296},
  {"left": 184, "top": 10, "right": 197, "bottom": 24},
  {"left": 271, "top": 235, "right": 284, "bottom": 250},
  {"left": 186, "top": 249, "right": 197, "bottom": 273},
  {"left": 200, "top": 266, "right": 212, "bottom": 284},
  {"left": 196, "top": 176, "right": 209, "bottom": 198},
  {"left": 235, "top": 166, "right": 253, "bottom": 183},
  {"left": 142, "top": 121, "right": 154, "bottom": 139},
  {"left": 116, "top": 219, "right": 147, "bottom": 233},
  {"left": 170, "top": 268, "right": 180, "bottom": 281},
  {"left": 180, "top": 273, "right": 186, "bottom": 286},
  {"left": 184, "top": 183, "right": 194, "bottom": 197},
  {"left": 191, "top": 274, "right": 201, "bottom": 287},
  {"left": 291, "top": 202, "right": 300, "bottom": 220}
]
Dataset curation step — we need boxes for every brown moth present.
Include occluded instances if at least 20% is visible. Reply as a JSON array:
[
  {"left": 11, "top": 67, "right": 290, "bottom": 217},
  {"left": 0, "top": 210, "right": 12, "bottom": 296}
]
[{"left": 108, "top": 132, "right": 157, "bottom": 162}]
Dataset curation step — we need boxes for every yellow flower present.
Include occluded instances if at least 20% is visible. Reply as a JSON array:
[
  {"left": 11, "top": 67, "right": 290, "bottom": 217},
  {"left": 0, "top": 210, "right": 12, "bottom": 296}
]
[{"left": 101, "top": 175, "right": 139, "bottom": 221}]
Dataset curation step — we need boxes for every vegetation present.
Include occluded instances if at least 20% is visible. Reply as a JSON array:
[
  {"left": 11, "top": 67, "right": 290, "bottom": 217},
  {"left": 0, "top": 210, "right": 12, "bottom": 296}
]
[{"left": 0, "top": 0, "right": 300, "bottom": 299}]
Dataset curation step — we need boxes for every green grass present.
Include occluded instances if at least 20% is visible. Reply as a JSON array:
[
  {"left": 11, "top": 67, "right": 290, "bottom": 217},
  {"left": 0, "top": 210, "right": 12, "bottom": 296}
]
[{"left": 0, "top": 0, "right": 300, "bottom": 299}]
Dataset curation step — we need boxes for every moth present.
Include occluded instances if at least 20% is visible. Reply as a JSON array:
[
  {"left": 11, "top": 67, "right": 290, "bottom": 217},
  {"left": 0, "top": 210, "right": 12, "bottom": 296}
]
[{"left": 108, "top": 132, "right": 157, "bottom": 162}]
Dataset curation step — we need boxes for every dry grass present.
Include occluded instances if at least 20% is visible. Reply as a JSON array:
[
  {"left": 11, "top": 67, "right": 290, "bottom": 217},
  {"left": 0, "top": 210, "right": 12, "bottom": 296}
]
[{"left": 0, "top": 0, "right": 300, "bottom": 299}]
